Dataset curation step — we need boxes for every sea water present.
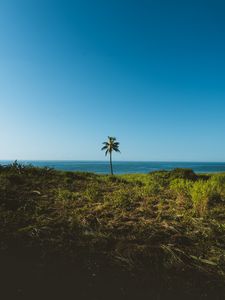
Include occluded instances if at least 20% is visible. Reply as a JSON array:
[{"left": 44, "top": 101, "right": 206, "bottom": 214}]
[{"left": 1, "top": 160, "right": 225, "bottom": 174}]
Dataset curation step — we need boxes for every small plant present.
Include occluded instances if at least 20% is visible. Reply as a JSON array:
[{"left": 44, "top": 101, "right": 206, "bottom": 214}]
[
  {"left": 170, "top": 179, "right": 193, "bottom": 207},
  {"left": 146, "top": 172, "right": 169, "bottom": 194},
  {"left": 190, "top": 180, "right": 216, "bottom": 216},
  {"left": 210, "top": 174, "right": 225, "bottom": 199},
  {"left": 169, "top": 168, "right": 198, "bottom": 181}
]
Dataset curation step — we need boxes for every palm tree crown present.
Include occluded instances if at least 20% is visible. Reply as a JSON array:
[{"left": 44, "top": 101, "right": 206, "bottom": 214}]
[{"left": 101, "top": 136, "right": 120, "bottom": 175}]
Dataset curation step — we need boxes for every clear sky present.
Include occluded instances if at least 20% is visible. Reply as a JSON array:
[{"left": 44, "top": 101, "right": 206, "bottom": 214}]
[{"left": 0, "top": 0, "right": 225, "bottom": 161}]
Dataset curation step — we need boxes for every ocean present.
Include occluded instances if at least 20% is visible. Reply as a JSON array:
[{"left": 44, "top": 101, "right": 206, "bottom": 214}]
[{"left": 1, "top": 160, "right": 225, "bottom": 174}]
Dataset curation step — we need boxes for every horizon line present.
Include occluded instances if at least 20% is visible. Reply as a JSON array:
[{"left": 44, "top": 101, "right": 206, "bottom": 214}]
[{"left": 1, "top": 159, "right": 225, "bottom": 164}]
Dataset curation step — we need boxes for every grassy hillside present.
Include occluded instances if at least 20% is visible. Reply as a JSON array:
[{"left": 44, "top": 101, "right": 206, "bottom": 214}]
[{"left": 0, "top": 162, "right": 225, "bottom": 299}]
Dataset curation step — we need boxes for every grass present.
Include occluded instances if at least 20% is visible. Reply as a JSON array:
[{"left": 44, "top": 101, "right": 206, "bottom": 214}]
[{"left": 0, "top": 162, "right": 225, "bottom": 299}]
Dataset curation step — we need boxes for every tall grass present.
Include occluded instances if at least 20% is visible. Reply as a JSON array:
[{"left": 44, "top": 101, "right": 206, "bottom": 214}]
[{"left": 0, "top": 163, "right": 225, "bottom": 298}]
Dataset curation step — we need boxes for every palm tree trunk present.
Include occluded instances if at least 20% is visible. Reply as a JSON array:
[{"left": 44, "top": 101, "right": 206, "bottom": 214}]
[{"left": 110, "top": 151, "right": 113, "bottom": 175}]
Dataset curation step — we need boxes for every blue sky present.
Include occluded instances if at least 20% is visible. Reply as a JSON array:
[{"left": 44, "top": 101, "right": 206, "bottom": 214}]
[{"left": 0, "top": 0, "right": 225, "bottom": 161}]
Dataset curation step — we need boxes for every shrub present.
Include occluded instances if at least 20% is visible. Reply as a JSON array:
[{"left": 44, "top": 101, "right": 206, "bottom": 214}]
[
  {"left": 146, "top": 172, "right": 169, "bottom": 194},
  {"left": 170, "top": 179, "right": 193, "bottom": 207},
  {"left": 210, "top": 174, "right": 225, "bottom": 200},
  {"left": 169, "top": 168, "right": 197, "bottom": 181},
  {"left": 190, "top": 180, "right": 218, "bottom": 216}
]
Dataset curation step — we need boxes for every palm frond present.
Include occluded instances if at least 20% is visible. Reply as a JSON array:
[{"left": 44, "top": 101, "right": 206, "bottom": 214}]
[
  {"left": 101, "top": 145, "right": 108, "bottom": 151},
  {"left": 113, "top": 142, "right": 120, "bottom": 147},
  {"left": 102, "top": 136, "right": 120, "bottom": 157}
]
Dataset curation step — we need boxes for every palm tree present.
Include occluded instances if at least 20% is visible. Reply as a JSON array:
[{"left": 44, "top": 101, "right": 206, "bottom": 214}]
[{"left": 101, "top": 136, "right": 120, "bottom": 175}]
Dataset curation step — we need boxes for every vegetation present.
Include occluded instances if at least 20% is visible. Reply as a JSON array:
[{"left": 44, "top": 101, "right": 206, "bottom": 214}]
[
  {"left": 0, "top": 162, "right": 225, "bottom": 299},
  {"left": 101, "top": 136, "right": 120, "bottom": 175}
]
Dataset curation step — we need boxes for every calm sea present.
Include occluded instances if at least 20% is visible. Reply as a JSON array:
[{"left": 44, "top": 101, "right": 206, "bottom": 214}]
[{"left": 1, "top": 160, "right": 225, "bottom": 174}]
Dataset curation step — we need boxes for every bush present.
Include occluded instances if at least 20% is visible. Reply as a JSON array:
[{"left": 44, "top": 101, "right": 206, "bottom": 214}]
[
  {"left": 210, "top": 174, "right": 225, "bottom": 200},
  {"left": 170, "top": 179, "right": 193, "bottom": 207},
  {"left": 169, "top": 168, "right": 197, "bottom": 181},
  {"left": 190, "top": 180, "right": 218, "bottom": 216},
  {"left": 146, "top": 172, "right": 169, "bottom": 194}
]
